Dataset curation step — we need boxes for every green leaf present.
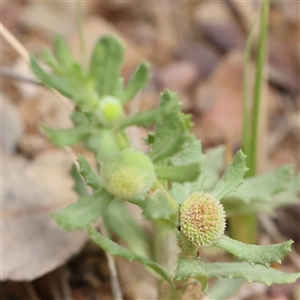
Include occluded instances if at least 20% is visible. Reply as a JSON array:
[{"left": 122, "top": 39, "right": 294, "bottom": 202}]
[
  {"left": 41, "top": 48, "right": 59, "bottom": 71},
  {"left": 149, "top": 90, "right": 191, "bottom": 163},
  {"left": 116, "top": 108, "right": 160, "bottom": 129},
  {"left": 170, "top": 135, "right": 205, "bottom": 204},
  {"left": 215, "top": 235, "right": 293, "bottom": 267},
  {"left": 52, "top": 189, "right": 113, "bottom": 231},
  {"left": 222, "top": 168, "right": 299, "bottom": 216},
  {"left": 88, "top": 226, "right": 172, "bottom": 284},
  {"left": 143, "top": 188, "right": 179, "bottom": 226},
  {"left": 90, "top": 35, "right": 124, "bottom": 97},
  {"left": 42, "top": 125, "right": 91, "bottom": 148},
  {"left": 175, "top": 255, "right": 300, "bottom": 290},
  {"left": 78, "top": 155, "right": 102, "bottom": 190},
  {"left": 155, "top": 163, "right": 201, "bottom": 183},
  {"left": 30, "top": 55, "right": 75, "bottom": 98},
  {"left": 103, "top": 200, "right": 152, "bottom": 258},
  {"left": 200, "top": 146, "right": 226, "bottom": 192},
  {"left": 70, "top": 164, "right": 88, "bottom": 197},
  {"left": 224, "top": 165, "right": 294, "bottom": 204},
  {"left": 120, "top": 61, "right": 150, "bottom": 104},
  {"left": 211, "top": 150, "right": 248, "bottom": 201},
  {"left": 207, "top": 278, "right": 244, "bottom": 300},
  {"left": 70, "top": 109, "right": 90, "bottom": 126},
  {"left": 54, "top": 36, "right": 74, "bottom": 68}
]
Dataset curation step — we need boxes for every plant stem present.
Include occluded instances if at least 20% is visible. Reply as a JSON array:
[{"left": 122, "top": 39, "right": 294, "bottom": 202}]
[
  {"left": 249, "top": 0, "right": 269, "bottom": 177},
  {"left": 231, "top": 0, "right": 269, "bottom": 244},
  {"left": 242, "top": 15, "right": 258, "bottom": 166}
]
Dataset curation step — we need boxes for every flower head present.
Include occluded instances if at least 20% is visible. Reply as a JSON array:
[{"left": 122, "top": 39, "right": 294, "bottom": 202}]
[
  {"left": 180, "top": 192, "right": 226, "bottom": 246},
  {"left": 100, "top": 149, "right": 156, "bottom": 200}
]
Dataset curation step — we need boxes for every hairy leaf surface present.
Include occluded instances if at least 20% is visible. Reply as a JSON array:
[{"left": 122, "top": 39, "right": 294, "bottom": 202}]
[
  {"left": 175, "top": 255, "right": 300, "bottom": 291},
  {"left": 149, "top": 90, "right": 191, "bottom": 163},
  {"left": 78, "top": 155, "right": 101, "bottom": 190},
  {"left": 215, "top": 235, "right": 292, "bottom": 267},
  {"left": 120, "top": 61, "right": 150, "bottom": 104},
  {"left": 103, "top": 200, "right": 152, "bottom": 258},
  {"left": 52, "top": 189, "right": 113, "bottom": 231},
  {"left": 88, "top": 226, "right": 172, "bottom": 283},
  {"left": 90, "top": 36, "right": 124, "bottom": 97},
  {"left": 42, "top": 126, "right": 90, "bottom": 148},
  {"left": 212, "top": 150, "right": 248, "bottom": 200}
]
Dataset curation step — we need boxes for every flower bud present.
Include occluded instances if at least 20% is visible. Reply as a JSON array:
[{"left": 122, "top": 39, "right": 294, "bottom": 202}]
[
  {"left": 100, "top": 149, "right": 156, "bottom": 200},
  {"left": 180, "top": 192, "right": 226, "bottom": 246},
  {"left": 97, "top": 96, "right": 123, "bottom": 124}
]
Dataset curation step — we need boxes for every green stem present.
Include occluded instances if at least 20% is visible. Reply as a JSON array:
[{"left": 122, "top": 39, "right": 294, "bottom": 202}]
[
  {"left": 242, "top": 15, "right": 258, "bottom": 165},
  {"left": 231, "top": 0, "right": 269, "bottom": 244},
  {"left": 154, "top": 220, "right": 182, "bottom": 299},
  {"left": 248, "top": 0, "right": 269, "bottom": 177}
]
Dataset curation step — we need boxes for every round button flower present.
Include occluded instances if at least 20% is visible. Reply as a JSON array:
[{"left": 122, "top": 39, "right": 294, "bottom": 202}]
[
  {"left": 100, "top": 149, "right": 156, "bottom": 200},
  {"left": 180, "top": 192, "right": 226, "bottom": 246}
]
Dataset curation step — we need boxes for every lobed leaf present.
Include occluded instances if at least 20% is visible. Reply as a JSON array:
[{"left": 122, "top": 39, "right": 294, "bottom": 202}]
[
  {"left": 88, "top": 226, "right": 172, "bottom": 284},
  {"left": 149, "top": 90, "right": 191, "bottom": 163},
  {"left": 206, "top": 278, "right": 244, "bottom": 300},
  {"left": 175, "top": 255, "right": 300, "bottom": 291},
  {"left": 143, "top": 188, "right": 179, "bottom": 226},
  {"left": 41, "top": 48, "right": 59, "bottom": 71},
  {"left": 77, "top": 155, "right": 102, "bottom": 190},
  {"left": 200, "top": 146, "right": 226, "bottom": 192},
  {"left": 70, "top": 164, "right": 88, "bottom": 197},
  {"left": 30, "top": 55, "right": 75, "bottom": 98},
  {"left": 215, "top": 235, "right": 293, "bottom": 267},
  {"left": 116, "top": 107, "right": 160, "bottom": 129},
  {"left": 211, "top": 150, "right": 248, "bottom": 201},
  {"left": 54, "top": 36, "right": 74, "bottom": 68},
  {"left": 42, "top": 125, "right": 91, "bottom": 148},
  {"left": 223, "top": 170, "right": 299, "bottom": 216},
  {"left": 120, "top": 61, "right": 150, "bottom": 104},
  {"left": 103, "top": 199, "right": 152, "bottom": 258},
  {"left": 170, "top": 135, "right": 205, "bottom": 204},
  {"left": 52, "top": 189, "right": 113, "bottom": 231},
  {"left": 89, "top": 35, "right": 124, "bottom": 97},
  {"left": 224, "top": 165, "right": 294, "bottom": 203}
]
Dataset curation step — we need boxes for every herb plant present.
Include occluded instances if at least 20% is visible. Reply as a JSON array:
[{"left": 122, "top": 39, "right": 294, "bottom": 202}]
[{"left": 30, "top": 34, "right": 300, "bottom": 299}]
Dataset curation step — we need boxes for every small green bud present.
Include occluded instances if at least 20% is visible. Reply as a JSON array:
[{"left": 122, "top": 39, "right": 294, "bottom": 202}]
[
  {"left": 100, "top": 149, "right": 156, "bottom": 200},
  {"left": 97, "top": 96, "right": 123, "bottom": 124},
  {"left": 180, "top": 192, "right": 226, "bottom": 246}
]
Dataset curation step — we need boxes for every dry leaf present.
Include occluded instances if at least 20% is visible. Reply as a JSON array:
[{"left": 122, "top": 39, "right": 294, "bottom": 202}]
[{"left": 1, "top": 150, "right": 87, "bottom": 281}]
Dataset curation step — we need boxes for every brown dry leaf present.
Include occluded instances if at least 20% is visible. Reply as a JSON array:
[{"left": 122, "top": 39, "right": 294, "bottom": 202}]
[
  {"left": 1, "top": 95, "right": 24, "bottom": 153},
  {"left": 175, "top": 43, "right": 221, "bottom": 80},
  {"left": 19, "top": 88, "right": 73, "bottom": 135},
  {"left": 116, "top": 258, "right": 156, "bottom": 300},
  {"left": 193, "top": 50, "right": 276, "bottom": 149},
  {"left": 21, "top": 2, "right": 77, "bottom": 37},
  {"left": 1, "top": 150, "right": 87, "bottom": 281},
  {"left": 194, "top": 2, "right": 245, "bottom": 52},
  {"left": 193, "top": 50, "right": 247, "bottom": 145}
]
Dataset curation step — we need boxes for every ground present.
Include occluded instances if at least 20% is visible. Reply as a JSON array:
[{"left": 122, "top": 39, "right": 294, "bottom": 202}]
[{"left": 1, "top": 1, "right": 299, "bottom": 299}]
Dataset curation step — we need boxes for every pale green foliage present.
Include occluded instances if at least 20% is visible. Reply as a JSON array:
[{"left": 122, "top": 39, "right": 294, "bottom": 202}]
[
  {"left": 175, "top": 255, "right": 300, "bottom": 292},
  {"left": 31, "top": 34, "right": 300, "bottom": 296},
  {"left": 51, "top": 189, "right": 113, "bottom": 231},
  {"left": 215, "top": 235, "right": 292, "bottom": 267},
  {"left": 88, "top": 226, "right": 172, "bottom": 284},
  {"left": 211, "top": 150, "right": 248, "bottom": 200}
]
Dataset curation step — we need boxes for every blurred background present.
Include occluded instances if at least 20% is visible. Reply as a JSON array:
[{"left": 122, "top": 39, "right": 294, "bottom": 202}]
[{"left": 1, "top": 1, "right": 299, "bottom": 299}]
